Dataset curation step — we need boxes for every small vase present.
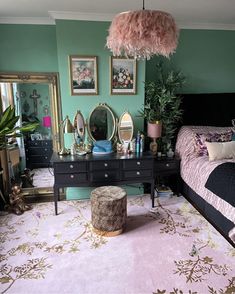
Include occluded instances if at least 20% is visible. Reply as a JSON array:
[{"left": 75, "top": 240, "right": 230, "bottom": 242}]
[{"left": 149, "top": 138, "right": 158, "bottom": 155}]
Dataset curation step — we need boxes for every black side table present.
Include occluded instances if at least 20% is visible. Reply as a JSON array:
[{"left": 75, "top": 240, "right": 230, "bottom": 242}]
[{"left": 154, "top": 157, "right": 181, "bottom": 197}]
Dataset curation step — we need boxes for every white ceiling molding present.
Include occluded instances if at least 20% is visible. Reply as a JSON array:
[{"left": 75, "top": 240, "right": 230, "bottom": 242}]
[
  {"left": 0, "top": 17, "right": 55, "bottom": 25},
  {"left": 48, "top": 11, "right": 115, "bottom": 22},
  {"left": 178, "top": 22, "right": 235, "bottom": 31},
  {"left": 1, "top": 12, "right": 235, "bottom": 31}
]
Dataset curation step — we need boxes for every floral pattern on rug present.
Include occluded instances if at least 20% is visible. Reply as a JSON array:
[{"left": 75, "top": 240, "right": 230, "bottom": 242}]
[{"left": 0, "top": 195, "right": 234, "bottom": 294}]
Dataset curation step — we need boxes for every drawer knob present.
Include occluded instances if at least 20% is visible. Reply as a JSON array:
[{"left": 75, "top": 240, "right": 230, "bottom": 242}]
[
  {"left": 166, "top": 163, "right": 170, "bottom": 167},
  {"left": 70, "top": 174, "right": 74, "bottom": 178},
  {"left": 104, "top": 173, "right": 108, "bottom": 178},
  {"left": 137, "top": 161, "right": 141, "bottom": 165},
  {"left": 45, "top": 156, "right": 48, "bottom": 159},
  {"left": 104, "top": 163, "right": 108, "bottom": 167},
  {"left": 136, "top": 171, "right": 140, "bottom": 175},
  {"left": 70, "top": 165, "right": 74, "bottom": 169},
  {"left": 44, "top": 148, "right": 47, "bottom": 151}
]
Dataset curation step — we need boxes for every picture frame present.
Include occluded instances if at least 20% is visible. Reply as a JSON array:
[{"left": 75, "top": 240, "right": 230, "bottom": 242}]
[
  {"left": 30, "top": 133, "right": 42, "bottom": 141},
  {"left": 69, "top": 55, "right": 98, "bottom": 95},
  {"left": 110, "top": 56, "right": 137, "bottom": 95}
]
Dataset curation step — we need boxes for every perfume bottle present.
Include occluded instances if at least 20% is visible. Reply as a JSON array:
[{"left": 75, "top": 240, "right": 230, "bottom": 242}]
[
  {"left": 140, "top": 133, "right": 145, "bottom": 153},
  {"left": 136, "top": 131, "right": 140, "bottom": 153}
]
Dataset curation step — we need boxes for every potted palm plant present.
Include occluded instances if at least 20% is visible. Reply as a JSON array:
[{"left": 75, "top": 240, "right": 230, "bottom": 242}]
[
  {"left": 0, "top": 105, "right": 38, "bottom": 205},
  {"left": 139, "top": 62, "right": 185, "bottom": 153}
]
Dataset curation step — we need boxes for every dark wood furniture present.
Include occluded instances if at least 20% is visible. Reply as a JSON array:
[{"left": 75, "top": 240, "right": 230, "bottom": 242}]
[
  {"left": 25, "top": 139, "right": 53, "bottom": 169},
  {"left": 51, "top": 152, "right": 155, "bottom": 215},
  {"left": 154, "top": 157, "right": 181, "bottom": 195}
]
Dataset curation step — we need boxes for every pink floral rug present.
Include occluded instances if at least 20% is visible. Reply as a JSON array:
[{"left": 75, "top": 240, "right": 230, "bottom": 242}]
[{"left": 0, "top": 195, "right": 234, "bottom": 294}]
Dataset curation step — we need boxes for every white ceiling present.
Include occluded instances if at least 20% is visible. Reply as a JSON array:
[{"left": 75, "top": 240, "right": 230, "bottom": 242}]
[{"left": 0, "top": 0, "right": 235, "bottom": 30}]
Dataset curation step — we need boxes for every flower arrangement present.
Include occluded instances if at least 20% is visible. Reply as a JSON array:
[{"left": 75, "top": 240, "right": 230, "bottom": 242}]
[{"left": 112, "top": 67, "right": 134, "bottom": 89}]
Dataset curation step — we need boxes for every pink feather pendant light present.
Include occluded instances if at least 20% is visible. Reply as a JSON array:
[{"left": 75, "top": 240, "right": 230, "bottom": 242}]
[{"left": 106, "top": 1, "right": 179, "bottom": 60}]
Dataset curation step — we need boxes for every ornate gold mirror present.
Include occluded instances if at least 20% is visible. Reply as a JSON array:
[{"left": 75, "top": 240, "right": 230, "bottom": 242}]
[
  {"left": 87, "top": 103, "right": 116, "bottom": 141},
  {"left": 0, "top": 72, "right": 62, "bottom": 196},
  {"left": 73, "top": 110, "right": 86, "bottom": 141},
  {"left": 118, "top": 111, "right": 134, "bottom": 143}
]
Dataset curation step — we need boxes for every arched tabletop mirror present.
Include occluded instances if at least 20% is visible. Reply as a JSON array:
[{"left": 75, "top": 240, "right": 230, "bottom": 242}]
[
  {"left": 87, "top": 103, "right": 116, "bottom": 141},
  {"left": 0, "top": 72, "right": 62, "bottom": 196},
  {"left": 118, "top": 111, "right": 134, "bottom": 143},
  {"left": 73, "top": 110, "right": 86, "bottom": 142}
]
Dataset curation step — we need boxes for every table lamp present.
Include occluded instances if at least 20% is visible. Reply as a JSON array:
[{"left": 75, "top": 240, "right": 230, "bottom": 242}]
[
  {"left": 59, "top": 115, "right": 74, "bottom": 155},
  {"left": 147, "top": 121, "right": 162, "bottom": 155}
]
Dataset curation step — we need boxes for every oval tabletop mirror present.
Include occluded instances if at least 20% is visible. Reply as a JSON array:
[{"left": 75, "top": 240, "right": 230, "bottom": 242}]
[
  {"left": 118, "top": 111, "right": 134, "bottom": 143},
  {"left": 88, "top": 103, "right": 116, "bottom": 141},
  {"left": 73, "top": 110, "right": 86, "bottom": 141}
]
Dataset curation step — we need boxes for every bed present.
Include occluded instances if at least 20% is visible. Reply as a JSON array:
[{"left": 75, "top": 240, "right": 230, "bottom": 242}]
[{"left": 175, "top": 93, "right": 235, "bottom": 247}]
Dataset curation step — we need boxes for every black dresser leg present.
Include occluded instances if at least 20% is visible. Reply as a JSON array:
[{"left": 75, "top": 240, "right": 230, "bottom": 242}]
[
  {"left": 151, "top": 181, "right": 155, "bottom": 208},
  {"left": 54, "top": 187, "right": 58, "bottom": 215}
]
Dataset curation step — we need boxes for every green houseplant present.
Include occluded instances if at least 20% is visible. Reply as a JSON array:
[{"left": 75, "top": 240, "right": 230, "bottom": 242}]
[
  {"left": 139, "top": 62, "right": 185, "bottom": 152},
  {"left": 0, "top": 105, "right": 38, "bottom": 203}
]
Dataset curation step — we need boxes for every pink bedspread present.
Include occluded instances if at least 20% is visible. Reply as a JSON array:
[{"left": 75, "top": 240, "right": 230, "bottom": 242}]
[{"left": 175, "top": 126, "right": 235, "bottom": 227}]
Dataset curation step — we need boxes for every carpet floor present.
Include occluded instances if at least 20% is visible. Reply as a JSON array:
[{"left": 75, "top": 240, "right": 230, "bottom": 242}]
[{"left": 0, "top": 195, "right": 234, "bottom": 294}]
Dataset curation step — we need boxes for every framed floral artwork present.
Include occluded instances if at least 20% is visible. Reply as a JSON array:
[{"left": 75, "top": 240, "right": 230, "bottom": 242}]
[
  {"left": 110, "top": 57, "right": 137, "bottom": 95},
  {"left": 69, "top": 55, "right": 98, "bottom": 95}
]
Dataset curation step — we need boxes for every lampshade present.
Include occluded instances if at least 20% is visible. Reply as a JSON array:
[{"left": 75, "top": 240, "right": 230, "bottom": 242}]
[
  {"left": 147, "top": 122, "right": 162, "bottom": 138},
  {"left": 106, "top": 9, "right": 179, "bottom": 59},
  {"left": 42, "top": 116, "right": 51, "bottom": 128}
]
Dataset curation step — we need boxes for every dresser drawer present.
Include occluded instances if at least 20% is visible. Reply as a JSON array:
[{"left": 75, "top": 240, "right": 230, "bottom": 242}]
[
  {"left": 54, "top": 162, "right": 87, "bottom": 173},
  {"left": 123, "top": 159, "right": 151, "bottom": 170},
  {"left": 25, "top": 140, "right": 52, "bottom": 147},
  {"left": 25, "top": 147, "right": 52, "bottom": 156},
  {"left": 90, "top": 160, "right": 119, "bottom": 171},
  {"left": 26, "top": 155, "right": 51, "bottom": 163},
  {"left": 123, "top": 169, "right": 152, "bottom": 179},
  {"left": 55, "top": 173, "right": 87, "bottom": 185},
  {"left": 90, "top": 171, "right": 120, "bottom": 182},
  {"left": 155, "top": 160, "right": 179, "bottom": 172}
]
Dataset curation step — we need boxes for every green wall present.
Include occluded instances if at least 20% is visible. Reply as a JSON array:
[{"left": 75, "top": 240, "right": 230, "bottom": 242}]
[
  {"left": 0, "top": 24, "right": 58, "bottom": 72},
  {"left": 55, "top": 19, "right": 145, "bottom": 142},
  {"left": 146, "top": 29, "right": 235, "bottom": 93}
]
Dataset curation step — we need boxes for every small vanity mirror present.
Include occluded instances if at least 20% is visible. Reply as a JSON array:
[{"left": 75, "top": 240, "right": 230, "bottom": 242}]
[
  {"left": 88, "top": 103, "right": 116, "bottom": 141},
  {"left": 73, "top": 110, "right": 86, "bottom": 141},
  {"left": 118, "top": 111, "right": 134, "bottom": 142}
]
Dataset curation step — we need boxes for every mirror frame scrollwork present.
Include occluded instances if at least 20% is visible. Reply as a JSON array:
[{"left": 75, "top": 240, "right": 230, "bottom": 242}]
[
  {"left": 87, "top": 103, "right": 116, "bottom": 142},
  {"left": 0, "top": 72, "right": 62, "bottom": 196}
]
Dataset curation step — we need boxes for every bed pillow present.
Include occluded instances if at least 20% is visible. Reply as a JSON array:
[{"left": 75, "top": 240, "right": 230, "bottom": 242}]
[
  {"left": 195, "top": 131, "right": 233, "bottom": 156},
  {"left": 232, "top": 132, "right": 235, "bottom": 141},
  {"left": 205, "top": 141, "right": 235, "bottom": 161}
]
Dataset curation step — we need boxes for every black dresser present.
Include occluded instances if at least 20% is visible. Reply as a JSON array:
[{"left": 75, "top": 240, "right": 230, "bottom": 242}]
[
  {"left": 51, "top": 152, "right": 155, "bottom": 215},
  {"left": 25, "top": 140, "right": 53, "bottom": 169}
]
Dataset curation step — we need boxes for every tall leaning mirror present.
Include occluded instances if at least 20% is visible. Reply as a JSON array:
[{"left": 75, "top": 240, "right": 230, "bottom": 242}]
[{"left": 0, "top": 72, "right": 62, "bottom": 196}]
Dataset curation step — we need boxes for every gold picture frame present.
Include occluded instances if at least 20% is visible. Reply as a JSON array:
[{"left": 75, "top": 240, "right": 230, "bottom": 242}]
[
  {"left": 69, "top": 55, "right": 98, "bottom": 95},
  {"left": 110, "top": 56, "right": 137, "bottom": 95}
]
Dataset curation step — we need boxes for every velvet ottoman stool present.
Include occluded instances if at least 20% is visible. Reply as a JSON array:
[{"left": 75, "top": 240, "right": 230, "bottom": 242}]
[{"left": 91, "top": 186, "right": 127, "bottom": 237}]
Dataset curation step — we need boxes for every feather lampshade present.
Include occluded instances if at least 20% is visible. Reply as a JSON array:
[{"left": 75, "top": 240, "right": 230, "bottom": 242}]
[{"left": 106, "top": 2, "right": 179, "bottom": 60}]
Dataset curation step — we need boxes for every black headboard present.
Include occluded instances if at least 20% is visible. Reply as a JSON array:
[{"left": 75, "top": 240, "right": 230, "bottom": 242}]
[{"left": 181, "top": 93, "right": 235, "bottom": 127}]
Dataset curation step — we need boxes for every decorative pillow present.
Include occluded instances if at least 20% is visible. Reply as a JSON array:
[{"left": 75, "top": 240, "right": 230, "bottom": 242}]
[
  {"left": 232, "top": 132, "right": 235, "bottom": 141},
  {"left": 205, "top": 141, "right": 235, "bottom": 161},
  {"left": 194, "top": 131, "right": 233, "bottom": 156}
]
